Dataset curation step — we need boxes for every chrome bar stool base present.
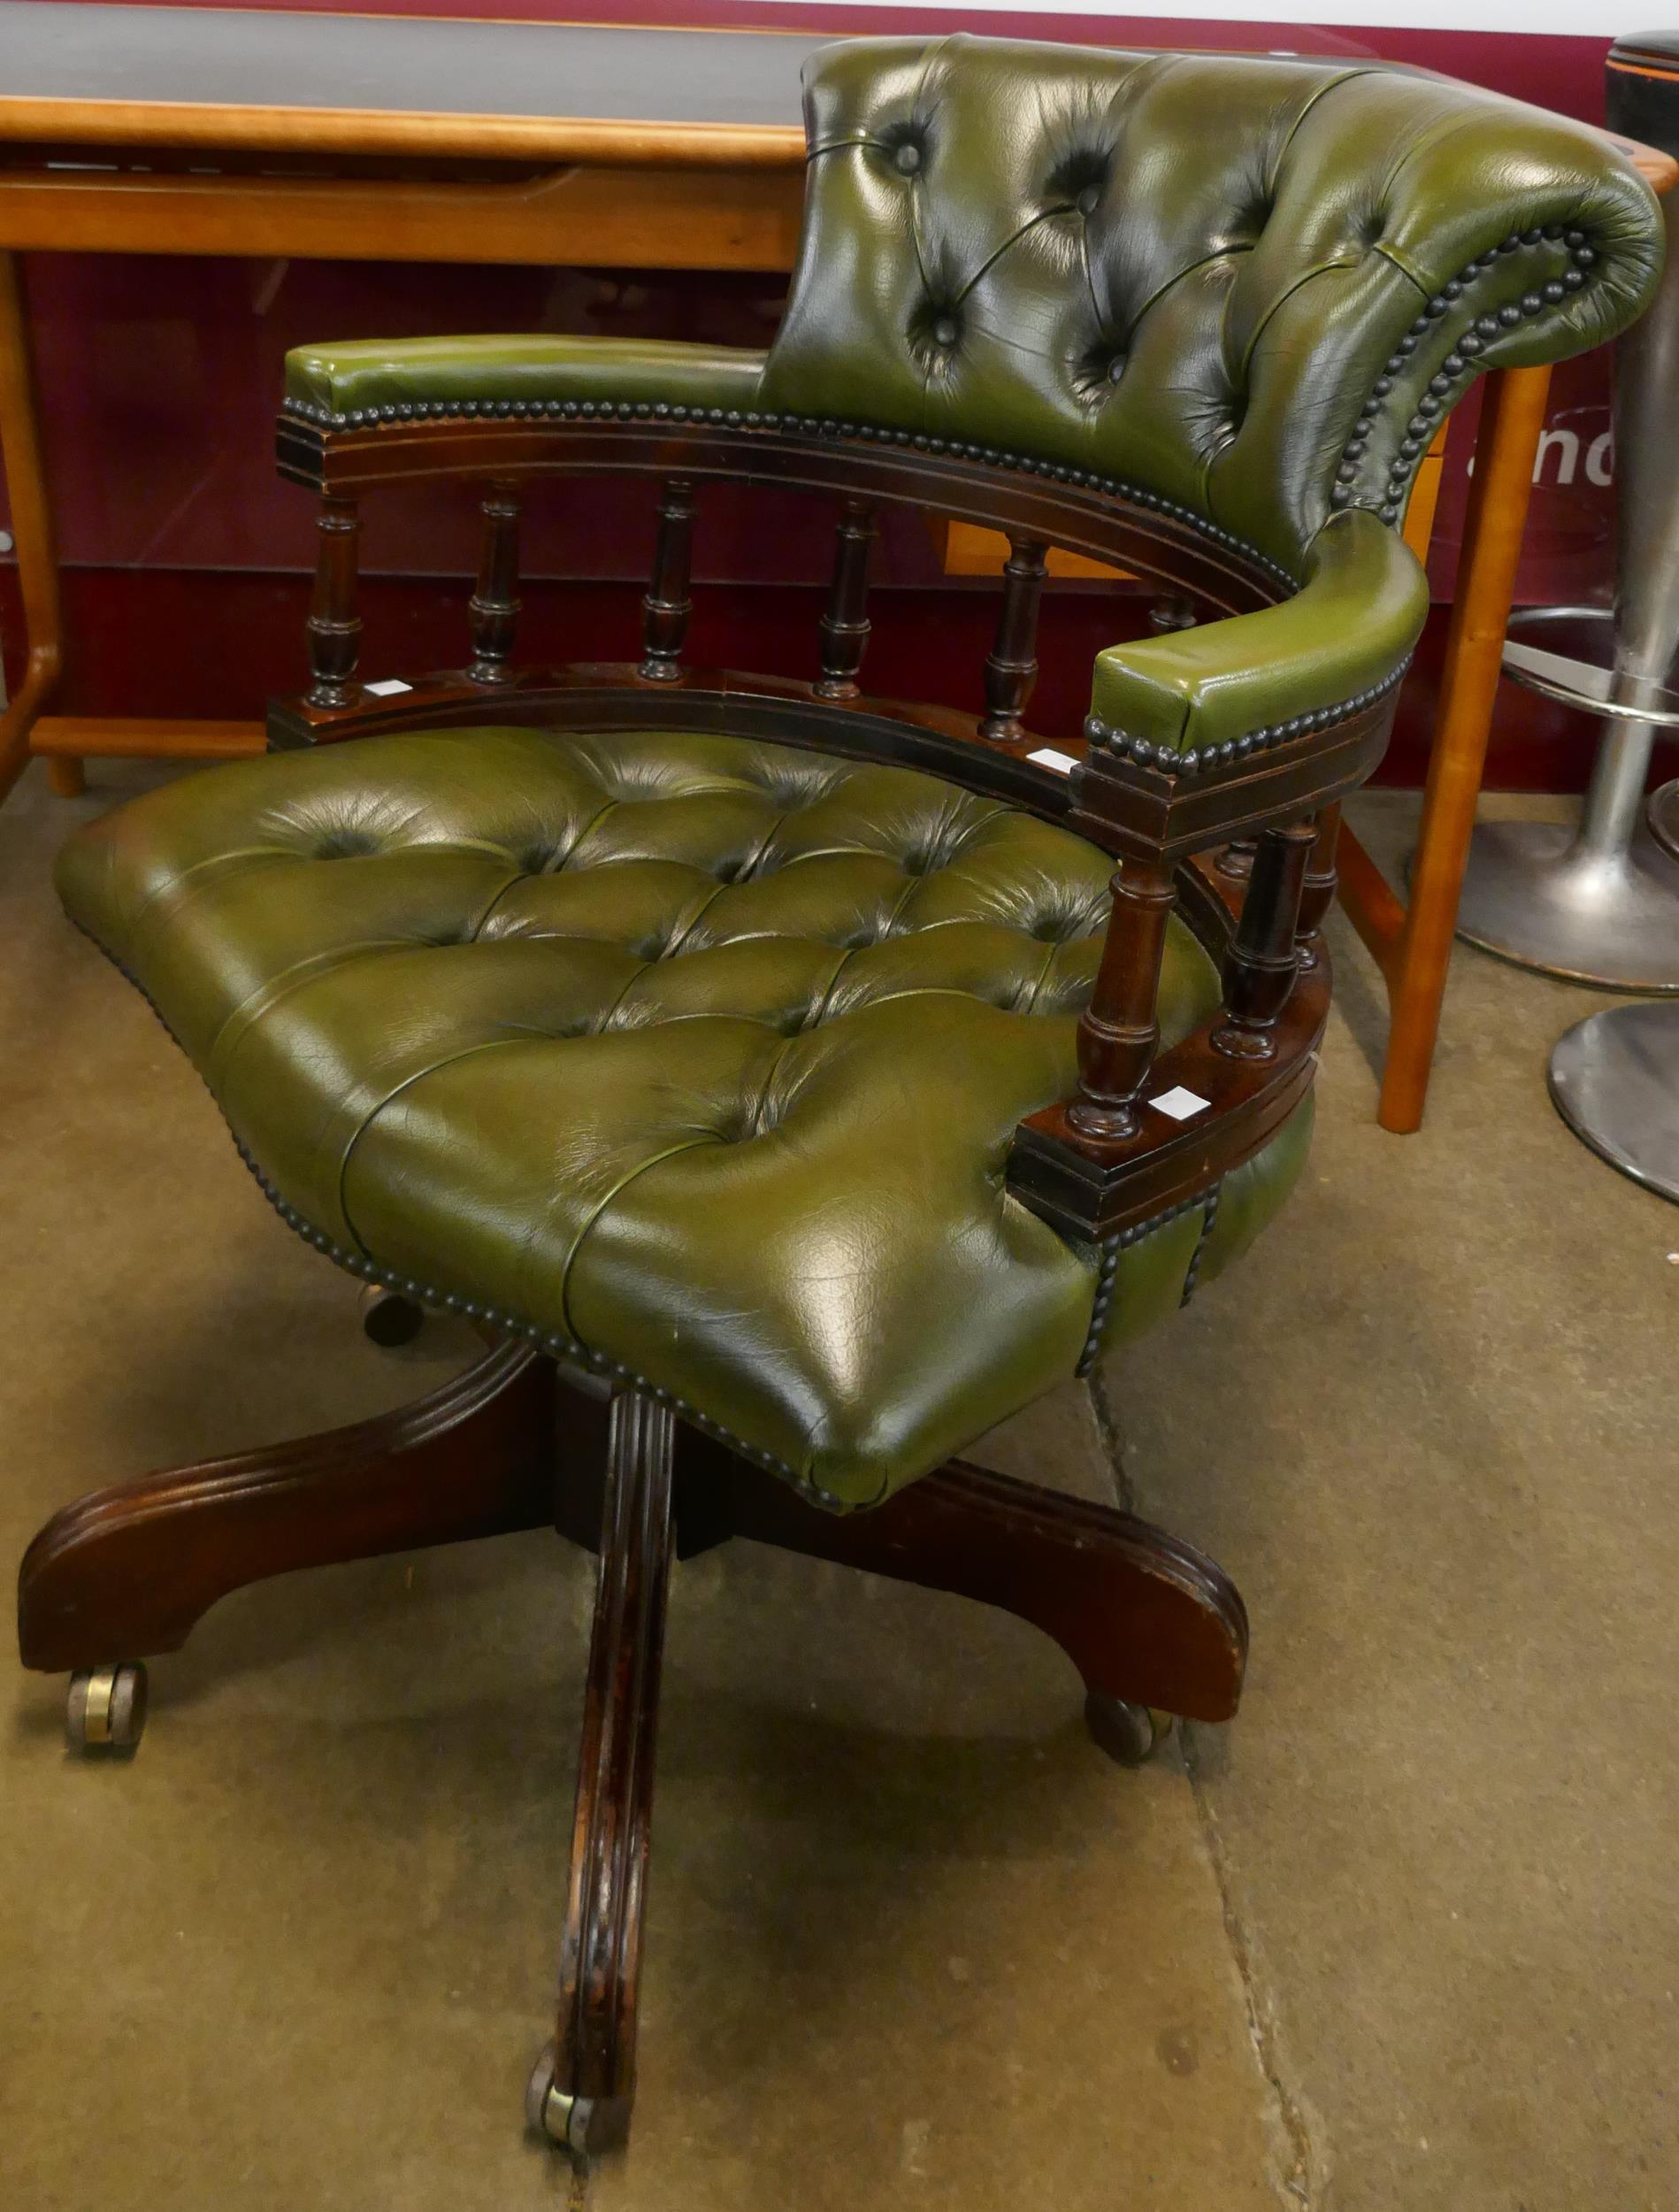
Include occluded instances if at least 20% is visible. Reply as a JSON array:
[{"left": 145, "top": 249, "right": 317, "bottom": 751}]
[
  {"left": 1452, "top": 609, "right": 1679, "bottom": 989},
  {"left": 1651, "top": 778, "right": 1679, "bottom": 864},
  {"left": 1549, "top": 1002, "right": 1679, "bottom": 1204},
  {"left": 1539, "top": 45, "right": 1679, "bottom": 1201},
  {"left": 1454, "top": 816, "right": 1679, "bottom": 990}
]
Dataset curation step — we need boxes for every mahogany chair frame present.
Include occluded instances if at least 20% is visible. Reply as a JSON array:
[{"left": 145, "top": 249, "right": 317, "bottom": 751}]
[{"left": 19, "top": 408, "right": 1392, "bottom": 2158}]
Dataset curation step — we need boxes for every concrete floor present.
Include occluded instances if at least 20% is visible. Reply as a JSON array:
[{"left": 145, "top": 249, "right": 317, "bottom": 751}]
[{"left": 1, "top": 764, "right": 1674, "bottom": 2210}]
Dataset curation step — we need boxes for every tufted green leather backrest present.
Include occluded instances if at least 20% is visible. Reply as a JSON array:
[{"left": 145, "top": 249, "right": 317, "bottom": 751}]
[{"left": 760, "top": 36, "right": 1662, "bottom": 574}]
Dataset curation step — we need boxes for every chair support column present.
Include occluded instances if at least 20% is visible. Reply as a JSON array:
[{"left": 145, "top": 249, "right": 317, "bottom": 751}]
[
  {"left": 304, "top": 496, "right": 362, "bottom": 710},
  {"left": 468, "top": 483, "right": 522, "bottom": 683},
  {"left": 1294, "top": 803, "right": 1342, "bottom": 971},
  {"left": 640, "top": 478, "right": 695, "bottom": 682},
  {"left": 1068, "top": 859, "right": 1177, "bottom": 1139},
  {"left": 530, "top": 1386, "right": 675, "bottom": 2159},
  {"left": 980, "top": 534, "right": 1047, "bottom": 742},
  {"left": 815, "top": 496, "right": 875, "bottom": 699},
  {"left": 1213, "top": 819, "right": 1315, "bottom": 1060}
]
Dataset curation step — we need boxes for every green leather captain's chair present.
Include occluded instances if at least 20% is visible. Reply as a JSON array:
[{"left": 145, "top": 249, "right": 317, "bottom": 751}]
[{"left": 21, "top": 35, "right": 1660, "bottom": 2159}]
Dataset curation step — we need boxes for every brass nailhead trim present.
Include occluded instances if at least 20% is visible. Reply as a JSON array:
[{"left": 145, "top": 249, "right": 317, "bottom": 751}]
[
  {"left": 1081, "top": 652, "right": 1411, "bottom": 780},
  {"left": 1075, "top": 1184, "right": 1221, "bottom": 1377},
  {"left": 1332, "top": 227, "right": 1599, "bottom": 526},
  {"left": 1178, "top": 1183, "right": 1223, "bottom": 1309}
]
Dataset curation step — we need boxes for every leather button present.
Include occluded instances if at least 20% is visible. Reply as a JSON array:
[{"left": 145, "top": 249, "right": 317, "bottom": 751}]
[
  {"left": 1076, "top": 185, "right": 1100, "bottom": 217},
  {"left": 893, "top": 142, "right": 922, "bottom": 175},
  {"left": 1107, "top": 355, "right": 1127, "bottom": 385},
  {"left": 932, "top": 316, "right": 960, "bottom": 347}
]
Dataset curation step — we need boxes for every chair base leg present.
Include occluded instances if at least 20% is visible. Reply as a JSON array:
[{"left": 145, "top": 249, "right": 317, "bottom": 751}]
[
  {"left": 689, "top": 1443, "right": 1247, "bottom": 1729},
  {"left": 531, "top": 1386, "right": 675, "bottom": 2162},
  {"left": 19, "top": 1348, "right": 1246, "bottom": 2153},
  {"left": 16, "top": 1340, "right": 558, "bottom": 1679}
]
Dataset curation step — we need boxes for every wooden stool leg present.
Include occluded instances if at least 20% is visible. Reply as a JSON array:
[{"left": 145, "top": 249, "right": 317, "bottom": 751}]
[
  {"left": 17, "top": 1342, "right": 557, "bottom": 1680},
  {"left": 0, "top": 251, "right": 67, "bottom": 806},
  {"left": 1378, "top": 362, "right": 1551, "bottom": 1133},
  {"left": 529, "top": 1387, "right": 675, "bottom": 2160}
]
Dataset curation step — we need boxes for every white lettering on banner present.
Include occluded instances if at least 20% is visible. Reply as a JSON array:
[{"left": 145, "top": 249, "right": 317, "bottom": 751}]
[
  {"left": 1535, "top": 426, "right": 1581, "bottom": 487},
  {"left": 1464, "top": 421, "right": 1614, "bottom": 488},
  {"left": 768, "top": 1, "right": 1603, "bottom": 34}
]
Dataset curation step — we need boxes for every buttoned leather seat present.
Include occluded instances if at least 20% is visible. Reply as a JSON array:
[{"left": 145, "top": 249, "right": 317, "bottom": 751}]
[{"left": 59, "top": 722, "right": 1308, "bottom": 1507}]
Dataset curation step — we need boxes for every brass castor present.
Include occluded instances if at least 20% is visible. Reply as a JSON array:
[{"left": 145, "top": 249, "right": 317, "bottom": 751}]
[
  {"left": 524, "top": 2043, "right": 628, "bottom": 2159},
  {"left": 358, "top": 1283, "right": 426, "bottom": 1348},
  {"left": 65, "top": 1663, "right": 148, "bottom": 1755},
  {"left": 1084, "top": 1692, "right": 1171, "bottom": 1767}
]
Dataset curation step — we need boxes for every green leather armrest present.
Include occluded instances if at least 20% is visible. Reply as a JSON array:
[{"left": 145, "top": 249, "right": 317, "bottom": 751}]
[
  {"left": 1088, "top": 509, "right": 1430, "bottom": 762},
  {"left": 283, "top": 334, "right": 769, "bottom": 424}
]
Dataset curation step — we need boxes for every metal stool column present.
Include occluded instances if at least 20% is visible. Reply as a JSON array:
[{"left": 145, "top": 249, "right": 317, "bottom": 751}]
[
  {"left": 1453, "top": 36, "right": 1679, "bottom": 998},
  {"left": 1544, "top": 35, "right": 1679, "bottom": 1204}
]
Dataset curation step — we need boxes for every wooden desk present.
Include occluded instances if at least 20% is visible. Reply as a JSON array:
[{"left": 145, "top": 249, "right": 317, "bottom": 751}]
[
  {"left": 0, "top": 4, "right": 1671, "bottom": 1131},
  {"left": 0, "top": 3, "right": 813, "bottom": 792}
]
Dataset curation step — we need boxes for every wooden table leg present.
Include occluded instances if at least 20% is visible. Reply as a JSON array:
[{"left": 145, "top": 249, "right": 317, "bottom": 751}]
[
  {"left": 0, "top": 250, "right": 71, "bottom": 803},
  {"left": 1373, "top": 362, "right": 1552, "bottom": 1133}
]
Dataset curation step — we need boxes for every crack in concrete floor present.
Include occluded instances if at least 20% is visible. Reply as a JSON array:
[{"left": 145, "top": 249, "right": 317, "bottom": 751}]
[
  {"left": 1179, "top": 1724, "right": 1326, "bottom": 2212},
  {"left": 1085, "top": 1367, "right": 1325, "bottom": 2211}
]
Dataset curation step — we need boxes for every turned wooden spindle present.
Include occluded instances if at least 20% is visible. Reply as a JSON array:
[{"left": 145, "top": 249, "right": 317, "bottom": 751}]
[
  {"left": 815, "top": 497, "right": 876, "bottom": 699},
  {"left": 1067, "top": 859, "right": 1178, "bottom": 1140},
  {"left": 1214, "top": 835, "right": 1258, "bottom": 884},
  {"left": 1147, "top": 592, "right": 1199, "bottom": 634},
  {"left": 1211, "top": 819, "right": 1317, "bottom": 1061},
  {"left": 640, "top": 477, "right": 695, "bottom": 682},
  {"left": 1294, "top": 803, "right": 1343, "bottom": 970},
  {"left": 979, "top": 534, "right": 1048, "bottom": 742},
  {"left": 467, "top": 484, "right": 522, "bottom": 684},
  {"left": 304, "top": 497, "right": 362, "bottom": 710}
]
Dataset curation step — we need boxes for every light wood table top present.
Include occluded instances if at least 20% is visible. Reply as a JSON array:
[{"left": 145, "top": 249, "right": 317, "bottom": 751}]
[
  {"left": 4, "top": 6, "right": 1671, "bottom": 189},
  {"left": 0, "top": 3, "right": 818, "bottom": 165}
]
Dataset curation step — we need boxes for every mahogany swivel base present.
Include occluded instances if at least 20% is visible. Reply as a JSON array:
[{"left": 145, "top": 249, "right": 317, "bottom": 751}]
[{"left": 15, "top": 1308, "right": 1247, "bottom": 2162}]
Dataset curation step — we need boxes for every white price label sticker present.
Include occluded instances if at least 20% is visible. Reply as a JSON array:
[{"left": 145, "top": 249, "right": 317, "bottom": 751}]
[
  {"left": 1026, "top": 747, "right": 1078, "bottom": 774},
  {"left": 363, "top": 679, "right": 414, "bottom": 697},
  {"left": 1151, "top": 1086, "right": 1210, "bottom": 1122}
]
